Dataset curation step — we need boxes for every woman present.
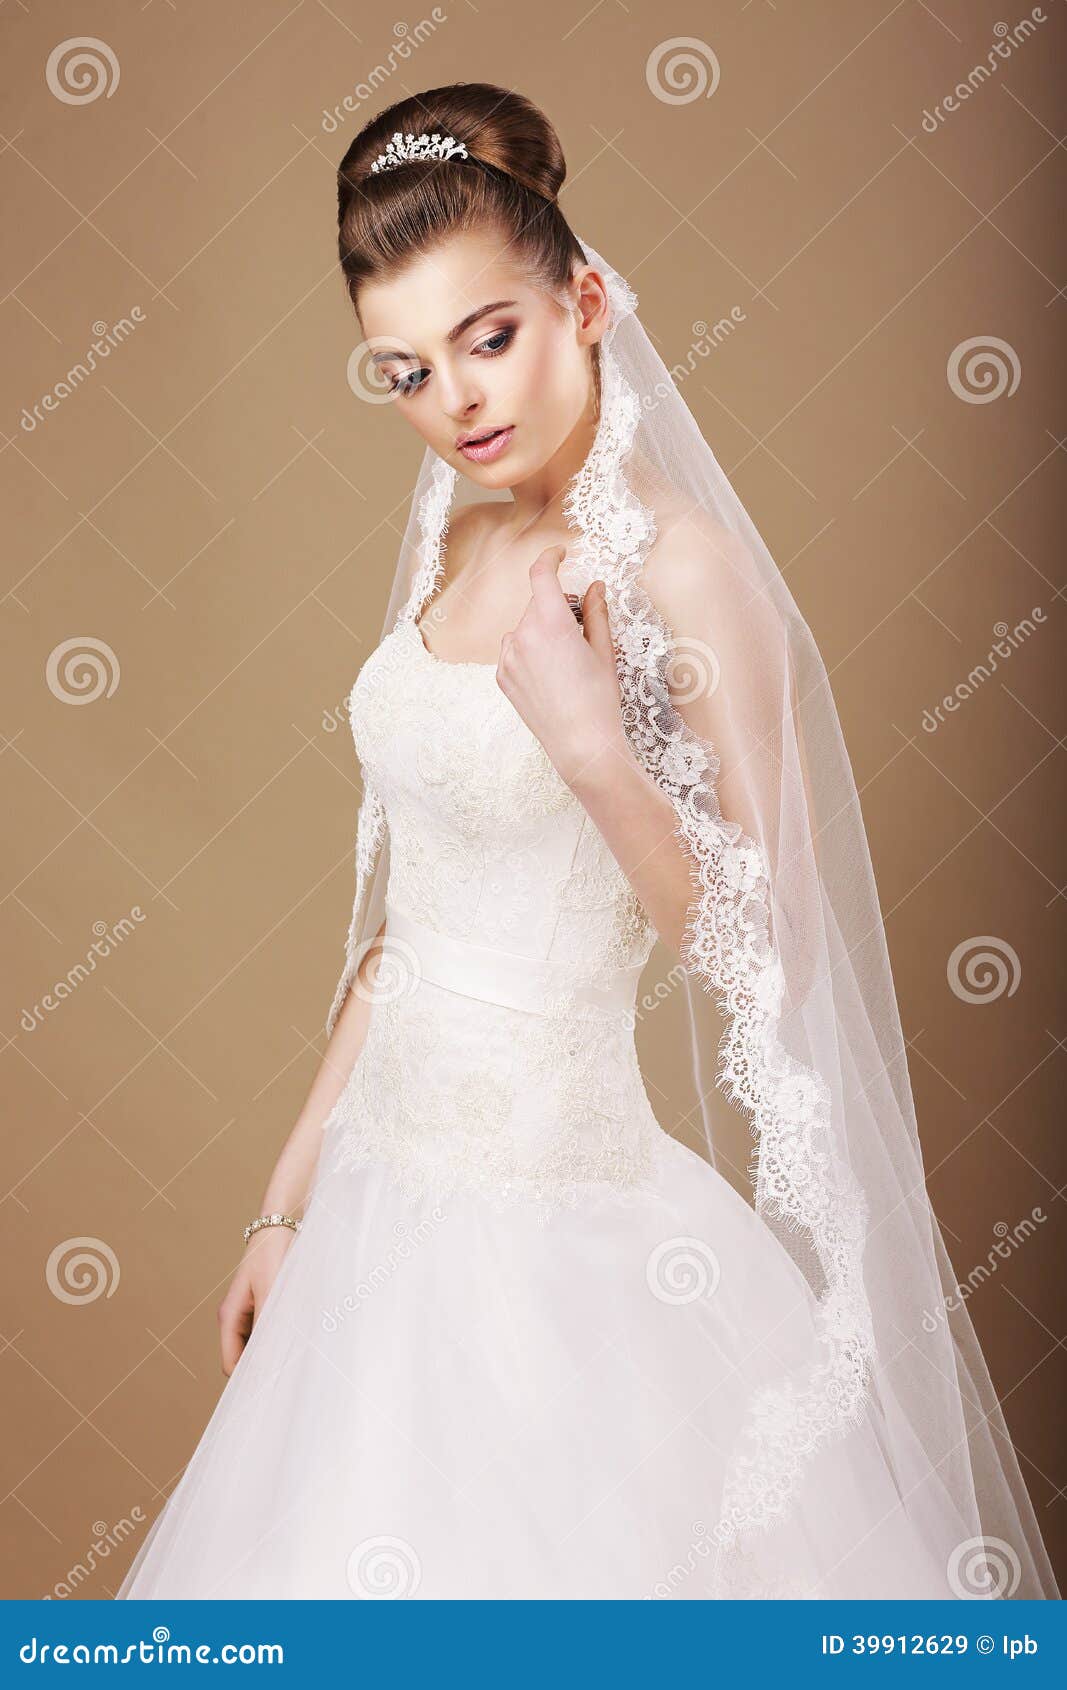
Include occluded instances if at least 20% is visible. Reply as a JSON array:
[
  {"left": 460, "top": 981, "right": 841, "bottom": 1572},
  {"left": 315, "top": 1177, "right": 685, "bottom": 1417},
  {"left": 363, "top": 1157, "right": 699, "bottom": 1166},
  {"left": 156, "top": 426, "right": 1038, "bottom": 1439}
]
[{"left": 117, "top": 84, "right": 1057, "bottom": 1601}]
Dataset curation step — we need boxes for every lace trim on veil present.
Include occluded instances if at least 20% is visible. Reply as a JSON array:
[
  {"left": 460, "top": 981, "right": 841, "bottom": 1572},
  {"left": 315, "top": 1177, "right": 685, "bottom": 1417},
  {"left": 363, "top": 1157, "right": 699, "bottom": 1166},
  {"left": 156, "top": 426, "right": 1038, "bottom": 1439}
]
[{"left": 561, "top": 268, "right": 876, "bottom": 1564}]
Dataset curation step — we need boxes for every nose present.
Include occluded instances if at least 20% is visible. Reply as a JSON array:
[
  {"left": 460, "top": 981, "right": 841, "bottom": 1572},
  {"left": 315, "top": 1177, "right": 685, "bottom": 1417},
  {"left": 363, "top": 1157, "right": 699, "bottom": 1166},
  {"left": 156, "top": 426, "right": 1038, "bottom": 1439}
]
[{"left": 436, "top": 366, "right": 484, "bottom": 426}]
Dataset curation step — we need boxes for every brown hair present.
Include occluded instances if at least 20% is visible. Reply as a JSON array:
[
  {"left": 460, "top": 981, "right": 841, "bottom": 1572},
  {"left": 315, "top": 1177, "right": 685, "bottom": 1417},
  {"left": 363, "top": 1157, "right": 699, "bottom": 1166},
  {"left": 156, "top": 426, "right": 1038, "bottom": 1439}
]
[{"left": 336, "top": 83, "right": 587, "bottom": 319}]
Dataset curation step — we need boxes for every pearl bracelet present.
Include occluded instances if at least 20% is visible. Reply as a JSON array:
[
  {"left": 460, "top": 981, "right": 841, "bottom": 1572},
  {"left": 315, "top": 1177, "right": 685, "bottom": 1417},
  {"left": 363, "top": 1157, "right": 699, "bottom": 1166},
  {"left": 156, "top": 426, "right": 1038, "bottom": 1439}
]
[{"left": 243, "top": 1211, "right": 302, "bottom": 1245}]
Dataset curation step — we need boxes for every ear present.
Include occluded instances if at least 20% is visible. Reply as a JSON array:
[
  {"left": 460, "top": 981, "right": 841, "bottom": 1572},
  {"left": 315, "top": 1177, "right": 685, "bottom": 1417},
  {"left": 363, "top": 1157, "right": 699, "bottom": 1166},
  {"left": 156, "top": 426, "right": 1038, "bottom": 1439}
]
[{"left": 571, "top": 265, "right": 611, "bottom": 348}]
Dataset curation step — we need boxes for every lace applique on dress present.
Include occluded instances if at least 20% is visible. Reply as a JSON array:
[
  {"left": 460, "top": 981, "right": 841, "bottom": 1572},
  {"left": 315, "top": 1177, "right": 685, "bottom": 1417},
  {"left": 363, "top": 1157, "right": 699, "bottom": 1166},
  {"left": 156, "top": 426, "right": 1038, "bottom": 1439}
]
[
  {"left": 325, "top": 984, "right": 664, "bottom": 1224},
  {"left": 320, "top": 615, "right": 662, "bottom": 1222}
]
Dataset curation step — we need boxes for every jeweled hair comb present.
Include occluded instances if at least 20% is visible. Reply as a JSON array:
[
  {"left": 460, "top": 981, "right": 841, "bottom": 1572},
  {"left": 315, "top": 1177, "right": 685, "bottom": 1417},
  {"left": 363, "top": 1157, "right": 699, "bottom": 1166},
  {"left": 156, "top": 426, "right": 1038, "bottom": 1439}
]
[{"left": 370, "top": 131, "right": 470, "bottom": 175}]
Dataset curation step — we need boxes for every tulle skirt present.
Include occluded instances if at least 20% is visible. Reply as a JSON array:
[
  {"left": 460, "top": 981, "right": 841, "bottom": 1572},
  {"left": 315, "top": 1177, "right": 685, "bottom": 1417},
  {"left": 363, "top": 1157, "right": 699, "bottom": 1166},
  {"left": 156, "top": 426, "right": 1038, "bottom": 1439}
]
[{"left": 115, "top": 1130, "right": 956, "bottom": 1600}]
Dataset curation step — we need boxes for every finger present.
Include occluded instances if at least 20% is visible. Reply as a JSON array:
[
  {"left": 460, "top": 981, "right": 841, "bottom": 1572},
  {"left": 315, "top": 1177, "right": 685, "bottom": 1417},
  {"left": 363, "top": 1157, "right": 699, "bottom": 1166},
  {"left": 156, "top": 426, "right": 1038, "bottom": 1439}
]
[
  {"left": 219, "top": 1297, "right": 252, "bottom": 1376},
  {"left": 581, "top": 580, "right": 615, "bottom": 662},
  {"left": 529, "top": 543, "right": 566, "bottom": 581},
  {"left": 219, "top": 1315, "right": 240, "bottom": 1377},
  {"left": 528, "top": 545, "right": 572, "bottom": 621},
  {"left": 220, "top": 1321, "right": 237, "bottom": 1377}
]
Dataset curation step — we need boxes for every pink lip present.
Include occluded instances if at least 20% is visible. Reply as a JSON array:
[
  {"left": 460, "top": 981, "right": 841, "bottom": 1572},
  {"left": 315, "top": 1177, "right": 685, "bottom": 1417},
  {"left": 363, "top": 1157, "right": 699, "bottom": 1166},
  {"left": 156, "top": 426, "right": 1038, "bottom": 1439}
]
[{"left": 457, "top": 425, "right": 515, "bottom": 463}]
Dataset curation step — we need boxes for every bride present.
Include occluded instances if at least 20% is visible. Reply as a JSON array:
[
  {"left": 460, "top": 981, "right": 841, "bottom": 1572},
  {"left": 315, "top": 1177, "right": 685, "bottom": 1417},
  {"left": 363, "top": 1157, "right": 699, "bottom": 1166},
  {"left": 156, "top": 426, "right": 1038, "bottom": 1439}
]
[{"left": 116, "top": 83, "right": 1058, "bottom": 1601}]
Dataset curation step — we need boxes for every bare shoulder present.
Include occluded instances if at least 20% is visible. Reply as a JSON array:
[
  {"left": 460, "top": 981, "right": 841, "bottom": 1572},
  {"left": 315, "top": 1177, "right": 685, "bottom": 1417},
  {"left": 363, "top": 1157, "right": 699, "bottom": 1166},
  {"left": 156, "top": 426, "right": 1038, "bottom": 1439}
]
[
  {"left": 635, "top": 500, "right": 785, "bottom": 662},
  {"left": 639, "top": 503, "right": 751, "bottom": 621}
]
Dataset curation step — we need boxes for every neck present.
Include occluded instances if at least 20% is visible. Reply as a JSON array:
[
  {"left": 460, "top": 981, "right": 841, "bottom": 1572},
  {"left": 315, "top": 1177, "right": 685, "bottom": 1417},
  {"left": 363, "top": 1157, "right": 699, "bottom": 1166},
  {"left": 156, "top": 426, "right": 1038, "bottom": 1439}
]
[{"left": 503, "top": 383, "right": 599, "bottom": 535}]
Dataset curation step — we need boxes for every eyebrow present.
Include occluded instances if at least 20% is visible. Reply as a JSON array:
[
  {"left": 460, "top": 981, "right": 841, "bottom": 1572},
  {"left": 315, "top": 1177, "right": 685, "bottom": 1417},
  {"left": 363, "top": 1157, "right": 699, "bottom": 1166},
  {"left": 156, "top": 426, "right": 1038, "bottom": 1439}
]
[{"left": 370, "top": 300, "right": 518, "bottom": 365}]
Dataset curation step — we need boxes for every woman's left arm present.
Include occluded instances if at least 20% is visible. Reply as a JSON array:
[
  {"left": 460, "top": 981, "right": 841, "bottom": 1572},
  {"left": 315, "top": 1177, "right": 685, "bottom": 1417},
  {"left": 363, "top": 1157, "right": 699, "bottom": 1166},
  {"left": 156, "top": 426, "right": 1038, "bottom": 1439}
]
[{"left": 494, "top": 547, "right": 696, "bottom": 956}]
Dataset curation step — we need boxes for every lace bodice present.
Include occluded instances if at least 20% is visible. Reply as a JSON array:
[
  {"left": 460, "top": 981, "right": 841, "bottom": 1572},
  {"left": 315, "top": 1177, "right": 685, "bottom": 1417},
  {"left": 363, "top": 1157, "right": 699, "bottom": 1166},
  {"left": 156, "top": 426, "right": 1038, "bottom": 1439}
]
[
  {"left": 321, "top": 617, "right": 663, "bottom": 1216},
  {"left": 350, "top": 619, "right": 656, "bottom": 971}
]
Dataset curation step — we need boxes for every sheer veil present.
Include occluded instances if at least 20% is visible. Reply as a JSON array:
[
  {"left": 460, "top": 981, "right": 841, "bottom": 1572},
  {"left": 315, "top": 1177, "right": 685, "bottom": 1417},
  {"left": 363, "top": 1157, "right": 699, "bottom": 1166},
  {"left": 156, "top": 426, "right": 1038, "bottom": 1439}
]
[{"left": 326, "top": 236, "right": 1058, "bottom": 1600}]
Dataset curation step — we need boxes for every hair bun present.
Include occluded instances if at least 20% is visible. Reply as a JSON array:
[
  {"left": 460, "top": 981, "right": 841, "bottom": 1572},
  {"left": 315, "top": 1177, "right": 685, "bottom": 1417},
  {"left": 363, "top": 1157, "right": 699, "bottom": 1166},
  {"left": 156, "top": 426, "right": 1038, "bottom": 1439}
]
[
  {"left": 338, "top": 84, "right": 585, "bottom": 311},
  {"left": 458, "top": 85, "right": 565, "bottom": 202}
]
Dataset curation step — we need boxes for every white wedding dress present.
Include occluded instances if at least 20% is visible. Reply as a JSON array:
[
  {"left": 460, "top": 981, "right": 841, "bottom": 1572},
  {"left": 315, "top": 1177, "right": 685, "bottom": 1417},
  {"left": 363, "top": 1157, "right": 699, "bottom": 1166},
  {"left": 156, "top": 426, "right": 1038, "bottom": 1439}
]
[{"left": 117, "top": 615, "right": 963, "bottom": 1601}]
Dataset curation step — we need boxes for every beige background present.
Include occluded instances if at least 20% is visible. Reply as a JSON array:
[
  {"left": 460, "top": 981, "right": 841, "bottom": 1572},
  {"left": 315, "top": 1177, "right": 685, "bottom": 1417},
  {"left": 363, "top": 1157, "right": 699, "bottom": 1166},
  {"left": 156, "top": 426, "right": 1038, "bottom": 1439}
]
[{"left": 2, "top": 0, "right": 1063, "bottom": 1597}]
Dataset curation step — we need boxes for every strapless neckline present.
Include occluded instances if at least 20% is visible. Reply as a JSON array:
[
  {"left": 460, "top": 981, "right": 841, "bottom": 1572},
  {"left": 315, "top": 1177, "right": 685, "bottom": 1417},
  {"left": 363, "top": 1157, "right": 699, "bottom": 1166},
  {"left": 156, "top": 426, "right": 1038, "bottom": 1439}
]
[{"left": 405, "top": 616, "right": 500, "bottom": 674}]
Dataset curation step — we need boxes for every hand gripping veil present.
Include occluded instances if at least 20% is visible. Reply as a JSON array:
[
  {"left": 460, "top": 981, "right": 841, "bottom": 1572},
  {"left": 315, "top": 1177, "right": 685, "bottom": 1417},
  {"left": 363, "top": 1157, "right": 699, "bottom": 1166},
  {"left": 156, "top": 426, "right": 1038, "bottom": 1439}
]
[{"left": 326, "top": 237, "right": 1057, "bottom": 1600}]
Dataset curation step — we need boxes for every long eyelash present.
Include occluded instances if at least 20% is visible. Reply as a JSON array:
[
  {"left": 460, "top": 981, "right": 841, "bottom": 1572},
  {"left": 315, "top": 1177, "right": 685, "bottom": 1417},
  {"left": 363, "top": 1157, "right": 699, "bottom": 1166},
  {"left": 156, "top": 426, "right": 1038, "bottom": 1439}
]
[
  {"left": 387, "top": 368, "right": 428, "bottom": 397},
  {"left": 388, "top": 326, "right": 516, "bottom": 397}
]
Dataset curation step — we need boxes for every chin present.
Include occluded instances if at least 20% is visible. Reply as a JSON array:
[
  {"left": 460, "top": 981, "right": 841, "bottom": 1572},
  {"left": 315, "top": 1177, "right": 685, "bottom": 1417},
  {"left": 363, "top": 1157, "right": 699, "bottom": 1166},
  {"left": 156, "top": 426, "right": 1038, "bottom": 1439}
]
[
  {"left": 453, "top": 448, "right": 528, "bottom": 491},
  {"left": 474, "top": 460, "right": 522, "bottom": 490}
]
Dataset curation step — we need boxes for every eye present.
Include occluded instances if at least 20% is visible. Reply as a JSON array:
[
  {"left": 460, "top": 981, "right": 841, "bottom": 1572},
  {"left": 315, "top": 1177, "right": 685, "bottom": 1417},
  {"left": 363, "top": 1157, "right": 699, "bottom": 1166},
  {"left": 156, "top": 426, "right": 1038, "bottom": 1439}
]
[
  {"left": 386, "top": 365, "right": 428, "bottom": 397},
  {"left": 385, "top": 325, "right": 515, "bottom": 398},
  {"left": 474, "top": 326, "right": 515, "bottom": 358}
]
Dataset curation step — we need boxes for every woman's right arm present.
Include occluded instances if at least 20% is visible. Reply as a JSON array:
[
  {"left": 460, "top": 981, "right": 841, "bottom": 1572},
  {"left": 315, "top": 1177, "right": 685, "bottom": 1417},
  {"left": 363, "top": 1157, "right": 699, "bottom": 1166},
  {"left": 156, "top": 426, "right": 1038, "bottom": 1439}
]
[{"left": 216, "top": 916, "right": 387, "bottom": 1375}]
